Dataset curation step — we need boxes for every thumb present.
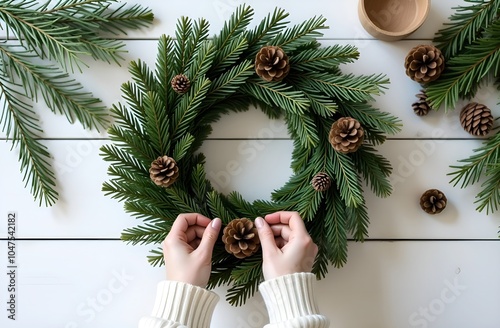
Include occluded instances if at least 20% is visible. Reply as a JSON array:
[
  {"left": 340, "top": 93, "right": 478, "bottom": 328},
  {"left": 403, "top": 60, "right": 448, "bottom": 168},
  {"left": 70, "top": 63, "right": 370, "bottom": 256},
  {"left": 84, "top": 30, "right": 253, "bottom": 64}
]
[
  {"left": 197, "top": 218, "right": 222, "bottom": 255},
  {"left": 255, "top": 217, "right": 278, "bottom": 255}
]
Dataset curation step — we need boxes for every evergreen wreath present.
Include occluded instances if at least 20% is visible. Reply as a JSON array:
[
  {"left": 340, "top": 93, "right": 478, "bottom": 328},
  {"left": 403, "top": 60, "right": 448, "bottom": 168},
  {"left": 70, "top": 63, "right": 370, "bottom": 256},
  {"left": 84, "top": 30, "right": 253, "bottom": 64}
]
[
  {"left": 0, "top": 0, "right": 153, "bottom": 206},
  {"left": 424, "top": 0, "right": 500, "bottom": 215},
  {"left": 102, "top": 5, "right": 402, "bottom": 306}
]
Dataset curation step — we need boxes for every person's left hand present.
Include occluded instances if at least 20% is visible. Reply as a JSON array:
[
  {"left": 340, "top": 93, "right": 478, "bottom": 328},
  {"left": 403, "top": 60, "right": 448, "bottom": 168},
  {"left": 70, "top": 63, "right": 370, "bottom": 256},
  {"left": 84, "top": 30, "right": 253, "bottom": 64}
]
[{"left": 162, "top": 213, "right": 222, "bottom": 287}]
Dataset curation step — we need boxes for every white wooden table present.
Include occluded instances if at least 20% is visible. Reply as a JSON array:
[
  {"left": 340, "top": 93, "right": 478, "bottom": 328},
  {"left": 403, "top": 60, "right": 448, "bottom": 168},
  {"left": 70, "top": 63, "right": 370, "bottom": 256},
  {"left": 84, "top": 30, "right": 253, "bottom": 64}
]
[{"left": 1, "top": 1, "right": 500, "bottom": 327}]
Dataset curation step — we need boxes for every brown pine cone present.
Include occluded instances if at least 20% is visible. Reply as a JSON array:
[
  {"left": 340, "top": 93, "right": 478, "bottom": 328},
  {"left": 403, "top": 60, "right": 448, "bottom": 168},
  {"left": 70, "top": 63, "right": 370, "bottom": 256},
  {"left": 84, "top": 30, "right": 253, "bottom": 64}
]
[
  {"left": 255, "top": 46, "right": 290, "bottom": 82},
  {"left": 171, "top": 74, "right": 190, "bottom": 94},
  {"left": 460, "top": 102, "right": 494, "bottom": 136},
  {"left": 405, "top": 45, "right": 445, "bottom": 83},
  {"left": 222, "top": 218, "right": 260, "bottom": 259},
  {"left": 149, "top": 156, "right": 179, "bottom": 187},
  {"left": 311, "top": 172, "right": 331, "bottom": 192},
  {"left": 412, "top": 90, "right": 432, "bottom": 116},
  {"left": 420, "top": 189, "right": 447, "bottom": 214},
  {"left": 329, "top": 117, "right": 364, "bottom": 154}
]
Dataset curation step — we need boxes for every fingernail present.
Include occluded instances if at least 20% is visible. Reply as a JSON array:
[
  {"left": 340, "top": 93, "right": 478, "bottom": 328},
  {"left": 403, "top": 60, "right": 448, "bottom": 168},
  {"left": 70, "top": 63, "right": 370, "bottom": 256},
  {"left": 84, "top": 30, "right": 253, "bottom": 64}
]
[
  {"left": 255, "top": 217, "right": 263, "bottom": 229},
  {"left": 211, "top": 218, "right": 221, "bottom": 229}
]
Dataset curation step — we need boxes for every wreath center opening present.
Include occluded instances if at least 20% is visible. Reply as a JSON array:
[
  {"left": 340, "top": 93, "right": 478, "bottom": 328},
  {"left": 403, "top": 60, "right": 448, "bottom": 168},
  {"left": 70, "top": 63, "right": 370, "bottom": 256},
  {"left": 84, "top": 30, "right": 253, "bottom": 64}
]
[{"left": 201, "top": 110, "right": 293, "bottom": 202}]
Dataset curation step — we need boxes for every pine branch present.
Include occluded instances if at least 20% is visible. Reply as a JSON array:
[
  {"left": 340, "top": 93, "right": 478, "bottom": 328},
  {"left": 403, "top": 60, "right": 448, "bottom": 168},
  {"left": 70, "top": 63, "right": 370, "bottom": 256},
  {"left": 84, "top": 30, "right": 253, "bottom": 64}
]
[
  {"left": 0, "top": 45, "right": 108, "bottom": 130},
  {"left": 0, "top": 0, "right": 153, "bottom": 206},
  {"left": 434, "top": 0, "right": 500, "bottom": 58},
  {"left": 240, "top": 79, "right": 309, "bottom": 115},
  {"left": 245, "top": 7, "right": 289, "bottom": 53},
  {"left": 337, "top": 101, "right": 402, "bottom": 136},
  {"left": 295, "top": 72, "right": 389, "bottom": 103},
  {"left": 290, "top": 44, "right": 360, "bottom": 71},
  {"left": 427, "top": 19, "right": 500, "bottom": 110},
  {"left": 324, "top": 191, "right": 348, "bottom": 267},
  {"left": 0, "top": 78, "right": 58, "bottom": 206},
  {"left": 351, "top": 145, "right": 393, "bottom": 197},
  {"left": 329, "top": 150, "right": 364, "bottom": 208},
  {"left": 448, "top": 132, "right": 500, "bottom": 213},
  {"left": 270, "top": 15, "right": 328, "bottom": 53},
  {"left": 0, "top": 1, "right": 85, "bottom": 72}
]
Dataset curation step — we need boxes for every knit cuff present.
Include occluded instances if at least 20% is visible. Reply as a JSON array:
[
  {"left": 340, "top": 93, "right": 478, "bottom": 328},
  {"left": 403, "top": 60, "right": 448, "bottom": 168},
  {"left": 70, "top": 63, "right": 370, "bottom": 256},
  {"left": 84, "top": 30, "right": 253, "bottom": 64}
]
[
  {"left": 259, "top": 272, "right": 320, "bottom": 324},
  {"left": 150, "top": 281, "right": 219, "bottom": 328}
]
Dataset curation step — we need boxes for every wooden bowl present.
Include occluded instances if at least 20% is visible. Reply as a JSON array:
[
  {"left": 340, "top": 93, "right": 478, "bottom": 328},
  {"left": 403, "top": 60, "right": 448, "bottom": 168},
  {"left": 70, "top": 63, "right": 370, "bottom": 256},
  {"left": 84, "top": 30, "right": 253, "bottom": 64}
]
[{"left": 358, "top": 0, "right": 430, "bottom": 41}]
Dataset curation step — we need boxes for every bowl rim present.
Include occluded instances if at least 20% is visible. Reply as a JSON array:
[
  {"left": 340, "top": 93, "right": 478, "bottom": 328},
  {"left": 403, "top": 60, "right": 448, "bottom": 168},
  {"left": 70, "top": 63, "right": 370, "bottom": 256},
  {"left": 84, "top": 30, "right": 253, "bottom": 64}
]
[{"left": 358, "top": 0, "right": 431, "bottom": 37}]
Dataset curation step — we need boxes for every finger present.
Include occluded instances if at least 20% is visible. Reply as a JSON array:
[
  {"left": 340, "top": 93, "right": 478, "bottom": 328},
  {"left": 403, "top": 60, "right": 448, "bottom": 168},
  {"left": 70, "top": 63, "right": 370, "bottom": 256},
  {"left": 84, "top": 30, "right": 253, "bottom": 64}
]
[
  {"left": 196, "top": 218, "right": 222, "bottom": 256},
  {"left": 255, "top": 217, "right": 279, "bottom": 255},
  {"left": 185, "top": 225, "right": 207, "bottom": 243},
  {"left": 265, "top": 211, "right": 308, "bottom": 234},
  {"left": 170, "top": 213, "right": 211, "bottom": 235},
  {"left": 270, "top": 224, "right": 291, "bottom": 241}
]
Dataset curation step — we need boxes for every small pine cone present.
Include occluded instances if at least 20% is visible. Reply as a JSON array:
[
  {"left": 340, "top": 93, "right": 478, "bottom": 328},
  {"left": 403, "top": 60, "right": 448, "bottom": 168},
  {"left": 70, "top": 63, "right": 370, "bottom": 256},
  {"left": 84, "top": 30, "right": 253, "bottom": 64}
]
[
  {"left": 149, "top": 156, "right": 179, "bottom": 187},
  {"left": 311, "top": 172, "right": 331, "bottom": 192},
  {"left": 222, "top": 218, "right": 260, "bottom": 259},
  {"left": 255, "top": 46, "right": 290, "bottom": 82},
  {"left": 460, "top": 102, "right": 494, "bottom": 136},
  {"left": 412, "top": 90, "right": 432, "bottom": 116},
  {"left": 420, "top": 189, "right": 447, "bottom": 214},
  {"left": 329, "top": 117, "right": 364, "bottom": 154},
  {"left": 171, "top": 74, "right": 190, "bottom": 94},
  {"left": 405, "top": 45, "right": 445, "bottom": 83}
]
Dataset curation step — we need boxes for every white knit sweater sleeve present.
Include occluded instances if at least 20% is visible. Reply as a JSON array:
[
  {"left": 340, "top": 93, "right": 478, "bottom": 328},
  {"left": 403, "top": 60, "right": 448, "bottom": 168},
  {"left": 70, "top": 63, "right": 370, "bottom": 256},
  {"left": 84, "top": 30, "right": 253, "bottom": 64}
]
[
  {"left": 259, "top": 272, "right": 330, "bottom": 328},
  {"left": 138, "top": 281, "right": 219, "bottom": 328}
]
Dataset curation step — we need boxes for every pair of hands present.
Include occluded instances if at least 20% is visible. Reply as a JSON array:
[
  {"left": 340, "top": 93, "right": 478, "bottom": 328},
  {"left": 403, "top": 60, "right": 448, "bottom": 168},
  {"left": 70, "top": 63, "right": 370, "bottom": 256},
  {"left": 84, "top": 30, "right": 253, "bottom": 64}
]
[{"left": 163, "top": 211, "right": 318, "bottom": 287}]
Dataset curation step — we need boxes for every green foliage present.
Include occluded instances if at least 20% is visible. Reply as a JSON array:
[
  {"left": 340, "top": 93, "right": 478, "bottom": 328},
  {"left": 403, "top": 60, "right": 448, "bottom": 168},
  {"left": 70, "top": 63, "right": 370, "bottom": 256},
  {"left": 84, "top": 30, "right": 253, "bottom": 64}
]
[
  {"left": 0, "top": 0, "right": 154, "bottom": 206},
  {"left": 102, "top": 5, "right": 401, "bottom": 306},
  {"left": 425, "top": 0, "right": 500, "bottom": 216}
]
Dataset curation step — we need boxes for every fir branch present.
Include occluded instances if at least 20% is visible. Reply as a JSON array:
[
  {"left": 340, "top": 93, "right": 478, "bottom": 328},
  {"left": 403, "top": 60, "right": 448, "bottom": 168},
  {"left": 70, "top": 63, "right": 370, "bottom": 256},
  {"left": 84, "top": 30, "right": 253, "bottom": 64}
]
[
  {"left": 337, "top": 101, "right": 402, "bottom": 136},
  {"left": 295, "top": 72, "right": 389, "bottom": 103},
  {"left": 0, "top": 45, "right": 109, "bottom": 130},
  {"left": 324, "top": 191, "right": 348, "bottom": 267},
  {"left": 147, "top": 248, "right": 164, "bottom": 267},
  {"left": 271, "top": 15, "right": 328, "bottom": 53},
  {"left": 240, "top": 79, "right": 309, "bottom": 115},
  {"left": 0, "top": 77, "right": 58, "bottom": 206},
  {"left": 345, "top": 189, "right": 369, "bottom": 241},
  {"left": 121, "top": 221, "right": 170, "bottom": 246},
  {"left": 143, "top": 91, "right": 170, "bottom": 155},
  {"left": 427, "top": 19, "right": 500, "bottom": 110},
  {"left": 434, "top": 0, "right": 500, "bottom": 58},
  {"left": 329, "top": 150, "right": 364, "bottom": 208},
  {"left": 0, "top": 1, "right": 84, "bottom": 72},
  {"left": 284, "top": 110, "right": 319, "bottom": 149},
  {"left": 448, "top": 132, "right": 500, "bottom": 213},
  {"left": 245, "top": 7, "right": 289, "bottom": 53},
  {"left": 351, "top": 145, "right": 393, "bottom": 198},
  {"left": 290, "top": 44, "right": 360, "bottom": 71}
]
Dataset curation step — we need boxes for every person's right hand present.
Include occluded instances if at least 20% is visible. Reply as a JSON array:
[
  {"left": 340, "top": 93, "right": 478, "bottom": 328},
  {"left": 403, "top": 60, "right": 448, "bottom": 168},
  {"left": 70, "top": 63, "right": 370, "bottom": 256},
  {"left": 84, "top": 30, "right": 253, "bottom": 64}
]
[{"left": 255, "top": 211, "right": 318, "bottom": 281}]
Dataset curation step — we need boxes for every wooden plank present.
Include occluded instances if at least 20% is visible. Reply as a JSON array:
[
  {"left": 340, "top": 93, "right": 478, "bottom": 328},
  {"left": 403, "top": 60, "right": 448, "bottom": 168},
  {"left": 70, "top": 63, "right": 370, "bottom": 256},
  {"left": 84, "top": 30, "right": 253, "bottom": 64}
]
[
  {"left": 0, "top": 240, "right": 498, "bottom": 327},
  {"left": 2, "top": 37, "right": 498, "bottom": 140},
  {"left": 2, "top": 139, "right": 499, "bottom": 239}
]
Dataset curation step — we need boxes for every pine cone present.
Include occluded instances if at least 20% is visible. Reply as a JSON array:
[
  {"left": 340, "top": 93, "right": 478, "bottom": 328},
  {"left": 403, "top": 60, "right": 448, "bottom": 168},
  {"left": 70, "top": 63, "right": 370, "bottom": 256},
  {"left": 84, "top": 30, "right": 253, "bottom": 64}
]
[
  {"left": 412, "top": 90, "right": 432, "bottom": 116},
  {"left": 405, "top": 45, "right": 445, "bottom": 83},
  {"left": 420, "top": 189, "right": 447, "bottom": 214},
  {"left": 311, "top": 172, "right": 331, "bottom": 192},
  {"left": 149, "top": 156, "right": 179, "bottom": 187},
  {"left": 460, "top": 102, "right": 494, "bottom": 136},
  {"left": 222, "top": 218, "right": 260, "bottom": 259},
  {"left": 329, "top": 117, "right": 364, "bottom": 154},
  {"left": 171, "top": 74, "right": 190, "bottom": 94},
  {"left": 255, "top": 46, "right": 290, "bottom": 82}
]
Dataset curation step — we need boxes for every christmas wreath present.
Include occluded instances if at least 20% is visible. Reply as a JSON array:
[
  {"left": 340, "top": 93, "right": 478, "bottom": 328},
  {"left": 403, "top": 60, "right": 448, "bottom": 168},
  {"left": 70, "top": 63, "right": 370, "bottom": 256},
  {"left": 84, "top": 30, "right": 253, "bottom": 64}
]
[{"left": 102, "top": 6, "right": 402, "bottom": 305}]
